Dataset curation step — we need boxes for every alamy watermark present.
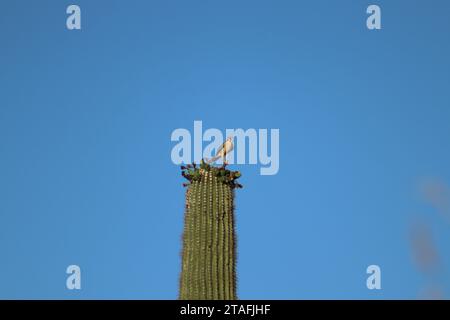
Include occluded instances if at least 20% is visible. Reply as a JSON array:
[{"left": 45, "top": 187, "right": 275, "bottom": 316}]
[
  {"left": 366, "top": 265, "right": 381, "bottom": 290},
  {"left": 170, "top": 121, "right": 279, "bottom": 175},
  {"left": 66, "top": 5, "right": 81, "bottom": 30},
  {"left": 367, "top": 5, "right": 382, "bottom": 30},
  {"left": 66, "top": 265, "right": 81, "bottom": 290}
]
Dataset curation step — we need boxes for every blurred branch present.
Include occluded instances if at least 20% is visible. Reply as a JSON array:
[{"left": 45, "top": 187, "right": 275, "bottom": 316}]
[
  {"left": 409, "top": 221, "right": 440, "bottom": 274},
  {"left": 420, "top": 178, "right": 450, "bottom": 223}
]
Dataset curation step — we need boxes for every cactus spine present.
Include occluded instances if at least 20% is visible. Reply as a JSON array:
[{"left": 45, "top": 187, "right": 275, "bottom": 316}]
[{"left": 179, "top": 162, "right": 242, "bottom": 300}]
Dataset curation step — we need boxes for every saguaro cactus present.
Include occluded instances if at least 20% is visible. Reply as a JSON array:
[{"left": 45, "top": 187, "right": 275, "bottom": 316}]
[{"left": 179, "top": 161, "right": 242, "bottom": 300}]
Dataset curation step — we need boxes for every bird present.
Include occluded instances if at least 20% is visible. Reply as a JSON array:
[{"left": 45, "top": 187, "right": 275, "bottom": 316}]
[{"left": 206, "top": 136, "right": 234, "bottom": 164}]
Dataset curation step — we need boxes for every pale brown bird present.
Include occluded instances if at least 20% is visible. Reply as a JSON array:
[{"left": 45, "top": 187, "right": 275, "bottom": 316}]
[{"left": 206, "top": 136, "right": 234, "bottom": 164}]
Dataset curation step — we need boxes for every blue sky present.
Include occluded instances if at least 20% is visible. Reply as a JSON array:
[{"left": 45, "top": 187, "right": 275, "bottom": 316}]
[{"left": 1, "top": 0, "right": 450, "bottom": 299}]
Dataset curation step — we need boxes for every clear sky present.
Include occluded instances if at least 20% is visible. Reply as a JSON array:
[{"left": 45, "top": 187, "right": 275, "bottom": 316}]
[{"left": 1, "top": 0, "right": 450, "bottom": 299}]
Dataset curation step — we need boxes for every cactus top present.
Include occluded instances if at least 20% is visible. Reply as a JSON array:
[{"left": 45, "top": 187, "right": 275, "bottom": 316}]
[{"left": 181, "top": 160, "right": 243, "bottom": 189}]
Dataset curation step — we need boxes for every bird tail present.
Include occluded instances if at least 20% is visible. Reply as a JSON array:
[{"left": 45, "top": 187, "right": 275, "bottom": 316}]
[{"left": 205, "top": 155, "right": 221, "bottom": 164}]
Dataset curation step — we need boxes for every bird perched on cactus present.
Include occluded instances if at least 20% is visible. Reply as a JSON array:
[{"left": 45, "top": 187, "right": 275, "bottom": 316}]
[{"left": 206, "top": 136, "right": 234, "bottom": 164}]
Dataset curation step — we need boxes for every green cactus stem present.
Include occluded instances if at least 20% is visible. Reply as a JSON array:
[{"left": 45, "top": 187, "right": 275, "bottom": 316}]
[{"left": 179, "top": 161, "right": 242, "bottom": 300}]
